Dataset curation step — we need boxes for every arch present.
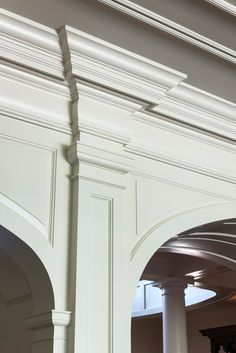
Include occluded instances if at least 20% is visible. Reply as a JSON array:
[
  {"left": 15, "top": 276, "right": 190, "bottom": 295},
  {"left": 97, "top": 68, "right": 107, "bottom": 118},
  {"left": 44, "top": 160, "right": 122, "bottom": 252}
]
[
  {"left": 0, "top": 193, "right": 54, "bottom": 292},
  {"left": 128, "top": 201, "right": 236, "bottom": 353},
  {"left": 130, "top": 201, "right": 236, "bottom": 293},
  {"left": 0, "top": 197, "right": 71, "bottom": 353},
  {"left": 0, "top": 225, "right": 55, "bottom": 353},
  {"left": 0, "top": 225, "right": 54, "bottom": 313}
]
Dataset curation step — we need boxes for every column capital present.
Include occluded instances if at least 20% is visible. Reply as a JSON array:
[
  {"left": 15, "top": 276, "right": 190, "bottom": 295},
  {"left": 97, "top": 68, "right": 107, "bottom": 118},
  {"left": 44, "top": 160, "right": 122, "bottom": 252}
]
[
  {"left": 25, "top": 310, "right": 71, "bottom": 353},
  {"left": 152, "top": 276, "right": 194, "bottom": 292}
]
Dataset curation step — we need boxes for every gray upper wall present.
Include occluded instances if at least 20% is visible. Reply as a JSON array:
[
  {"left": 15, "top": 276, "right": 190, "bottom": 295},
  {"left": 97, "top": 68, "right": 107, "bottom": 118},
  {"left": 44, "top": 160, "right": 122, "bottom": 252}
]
[{"left": 1, "top": 0, "right": 235, "bottom": 102}]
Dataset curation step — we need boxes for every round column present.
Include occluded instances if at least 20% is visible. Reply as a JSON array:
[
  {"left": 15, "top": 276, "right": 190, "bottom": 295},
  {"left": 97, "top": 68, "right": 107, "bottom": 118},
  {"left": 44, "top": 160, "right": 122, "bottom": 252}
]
[{"left": 153, "top": 277, "right": 193, "bottom": 353}]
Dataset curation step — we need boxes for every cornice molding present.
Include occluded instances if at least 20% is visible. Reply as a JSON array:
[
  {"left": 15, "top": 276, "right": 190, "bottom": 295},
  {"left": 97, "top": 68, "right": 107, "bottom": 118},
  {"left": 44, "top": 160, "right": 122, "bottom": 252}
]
[
  {"left": 205, "top": 0, "right": 236, "bottom": 16},
  {"left": 0, "top": 8, "right": 64, "bottom": 79},
  {"left": 67, "top": 142, "right": 134, "bottom": 188},
  {"left": 0, "top": 63, "right": 71, "bottom": 134},
  {"left": 0, "top": 63, "right": 69, "bottom": 100},
  {"left": 1, "top": 8, "right": 236, "bottom": 180},
  {"left": 154, "top": 82, "right": 236, "bottom": 141},
  {"left": 97, "top": 0, "right": 236, "bottom": 64},
  {"left": 133, "top": 110, "right": 236, "bottom": 155},
  {"left": 125, "top": 143, "right": 236, "bottom": 185},
  {"left": 71, "top": 82, "right": 142, "bottom": 144},
  {"left": 59, "top": 26, "right": 186, "bottom": 104},
  {"left": 60, "top": 26, "right": 236, "bottom": 146},
  {"left": 35, "top": 20, "right": 236, "bottom": 186},
  {"left": 78, "top": 120, "right": 131, "bottom": 145},
  {"left": 0, "top": 10, "right": 71, "bottom": 133},
  {"left": 67, "top": 142, "right": 134, "bottom": 174}
]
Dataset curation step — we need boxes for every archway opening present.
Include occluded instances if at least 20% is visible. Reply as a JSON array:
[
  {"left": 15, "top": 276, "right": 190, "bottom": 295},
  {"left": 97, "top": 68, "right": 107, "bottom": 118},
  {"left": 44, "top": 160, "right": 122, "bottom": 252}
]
[
  {"left": 131, "top": 218, "right": 236, "bottom": 353},
  {"left": 0, "top": 225, "right": 54, "bottom": 353}
]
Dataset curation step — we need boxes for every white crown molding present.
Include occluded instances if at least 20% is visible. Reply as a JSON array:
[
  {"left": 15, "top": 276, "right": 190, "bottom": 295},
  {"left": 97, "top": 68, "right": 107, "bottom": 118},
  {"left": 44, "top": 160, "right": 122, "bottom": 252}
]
[
  {"left": 78, "top": 120, "right": 131, "bottom": 145},
  {"left": 67, "top": 142, "right": 134, "bottom": 174},
  {"left": 14, "top": 13, "right": 235, "bottom": 185},
  {"left": 0, "top": 63, "right": 71, "bottom": 134},
  {"left": 1, "top": 8, "right": 236, "bottom": 174},
  {"left": 67, "top": 142, "right": 134, "bottom": 188},
  {"left": 59, "top": 26, "right": 236, "bottom": 147},
  {"left": 129, "top": 107, "right": 236, "bottom": 186},
  {"left": 0, "top": 8, "right": 64, "bottom": 79},
  {"left": 205, "top": 0, "right": 236, "bottom": 16},
  {"left": 0, "top": 9, "right": 71, "bottom": 133},
  {"left": 97, "top": 0, "right": 236, "bottom": 64},
  {"left": 133, "top": 110, "right": 236, "bottom": 155},
  {"left": 154, "top": 83, "right": 236, "bottom": 141},
  {"left": 126, "top": 142, "right": 236, "bottom": 185},
  {"left": 72, "top": 82, "right": 142, "bottom": 144},
  {"left": 59, "top": 26, "right": 186, "bottom": 105}
]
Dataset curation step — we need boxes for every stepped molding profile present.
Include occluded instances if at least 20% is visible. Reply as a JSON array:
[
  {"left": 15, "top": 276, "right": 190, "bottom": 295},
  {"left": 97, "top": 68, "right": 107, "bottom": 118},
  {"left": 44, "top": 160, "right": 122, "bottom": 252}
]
[
  {"left": 59, "top": 26, "right": 186, "bottom": 105},
  {"left": 155, "top": 82, "right": 236, "bottom": 141},
  {"left": 0, "top": 9, "right": 64, "bottom": 79},
  {"left": 67, "top": 142, "right": 134, "bottom": 174},
  {"left": 60, "top": 25, "right": 236, "bottom": 146},
  {"left": 0, "top": 62, "right": 71, "bottom": 133},
  {"left": 71, "top": 82, "right": 142, "bottom": 144},
  {"left": 1, "top": 8, "right": 236, "bottom": 185}
]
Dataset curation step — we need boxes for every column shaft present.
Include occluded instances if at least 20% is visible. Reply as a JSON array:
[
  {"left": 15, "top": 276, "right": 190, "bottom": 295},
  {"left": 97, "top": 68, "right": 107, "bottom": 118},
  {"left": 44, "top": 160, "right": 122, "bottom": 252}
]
[
  {"left": 153, "top": 277, "right": 193, "bottom": 353},
  {"left": 162, "top": 285, "right": 188, "bottom": 353}
]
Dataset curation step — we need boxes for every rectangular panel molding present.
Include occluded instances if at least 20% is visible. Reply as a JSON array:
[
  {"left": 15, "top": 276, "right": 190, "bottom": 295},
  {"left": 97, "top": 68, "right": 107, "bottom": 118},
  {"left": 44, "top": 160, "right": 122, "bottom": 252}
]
[{"left": 89, "top": 194, "right": 114, "bottom": 353}]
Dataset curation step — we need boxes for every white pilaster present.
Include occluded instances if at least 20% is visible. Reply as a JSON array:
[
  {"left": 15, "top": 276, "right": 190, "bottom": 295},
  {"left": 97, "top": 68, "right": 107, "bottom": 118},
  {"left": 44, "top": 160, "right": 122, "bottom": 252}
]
[{"left": 67, "top": 140, "right": 134, "bottom": 353}]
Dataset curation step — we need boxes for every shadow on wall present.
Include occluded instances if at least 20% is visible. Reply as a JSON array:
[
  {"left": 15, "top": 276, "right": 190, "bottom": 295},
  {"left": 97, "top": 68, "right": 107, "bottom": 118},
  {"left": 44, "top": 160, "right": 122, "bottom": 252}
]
[{"left": 0, "top": 225, "right": 54, "bottom": 353}]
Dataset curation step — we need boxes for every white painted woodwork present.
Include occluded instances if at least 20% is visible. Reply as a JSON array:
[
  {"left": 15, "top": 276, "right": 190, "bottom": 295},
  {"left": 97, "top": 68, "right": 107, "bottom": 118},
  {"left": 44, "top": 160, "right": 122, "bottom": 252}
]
[
  {"left": 0, "top": 7, "right": 236, "bottom": 353},
  {"left": 1, "top": 0, "right": 236, "bottom": 102},
  {"left": 0, "top": 8, "right": 64, "bottom": 78}
]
